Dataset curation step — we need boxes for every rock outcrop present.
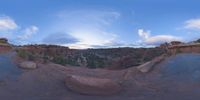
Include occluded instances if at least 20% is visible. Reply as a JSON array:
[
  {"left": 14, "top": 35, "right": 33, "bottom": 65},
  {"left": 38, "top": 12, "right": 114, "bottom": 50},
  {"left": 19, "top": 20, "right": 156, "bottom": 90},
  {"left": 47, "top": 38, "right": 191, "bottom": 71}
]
[
  {"left": 19, "top": 61, "right": 37, "bottom": 69},
  {"left": 168, "top": 43, "right": 200, "bottom": 55},
  {"left": 137, "top": 54, "right": 166, "bottom": 73},
  {"left": 65, "top": 75, "right": 121, "bottom": 95},
  {"left": 0, "top": 38, "right": 12, "bottom": 53}
]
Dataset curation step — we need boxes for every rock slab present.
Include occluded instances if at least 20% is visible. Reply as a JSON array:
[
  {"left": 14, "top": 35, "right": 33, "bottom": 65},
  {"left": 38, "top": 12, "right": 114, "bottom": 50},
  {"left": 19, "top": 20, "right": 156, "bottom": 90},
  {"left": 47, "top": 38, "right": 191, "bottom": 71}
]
[
  {"left": 65, "top": 75, "right": 121, "bottom": 95},
  {"left": 19, "top": 61, "right": 37, "bottom": 69},
  {"left": 137, "top": 54, "right": 166, "bottom": 73}
]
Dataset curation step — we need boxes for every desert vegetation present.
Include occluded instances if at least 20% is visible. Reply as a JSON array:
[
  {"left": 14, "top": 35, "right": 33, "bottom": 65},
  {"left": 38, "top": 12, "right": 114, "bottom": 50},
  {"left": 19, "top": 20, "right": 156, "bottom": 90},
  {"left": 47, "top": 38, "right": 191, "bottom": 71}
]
[{"left": 15, "top": 45, "right": 165, "bottom": 69}]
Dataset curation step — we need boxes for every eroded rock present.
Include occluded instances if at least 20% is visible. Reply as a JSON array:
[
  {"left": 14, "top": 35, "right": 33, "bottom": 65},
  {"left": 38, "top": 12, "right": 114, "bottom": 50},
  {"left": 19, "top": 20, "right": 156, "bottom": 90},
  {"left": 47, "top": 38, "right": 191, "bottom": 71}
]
[
  {"left": 65, "top": 75, "right": 121, "bottom": 95},
  {"left": 137, "top": 54, "right": 166, "bottom": 73}
]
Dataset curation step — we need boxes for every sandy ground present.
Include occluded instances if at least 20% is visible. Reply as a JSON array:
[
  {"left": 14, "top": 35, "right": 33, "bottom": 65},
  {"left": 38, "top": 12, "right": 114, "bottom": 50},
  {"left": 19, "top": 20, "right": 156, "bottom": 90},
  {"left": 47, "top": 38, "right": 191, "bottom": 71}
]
[{"left": 0, "top": 53, "right": 200, "bottom": 100}]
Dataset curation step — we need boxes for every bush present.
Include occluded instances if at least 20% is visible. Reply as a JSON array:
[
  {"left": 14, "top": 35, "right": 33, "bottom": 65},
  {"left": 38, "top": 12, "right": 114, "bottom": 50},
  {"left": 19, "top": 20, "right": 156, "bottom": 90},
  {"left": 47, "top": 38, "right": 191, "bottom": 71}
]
[
  {"left": 52, "top": 56, "right": 67, "bottom": 65},
  {"left": 16, "top": 49, "right": 36, "bottom": 61},
  {"left": 85, "top": 54, "right": 105, "bottom": 68}
]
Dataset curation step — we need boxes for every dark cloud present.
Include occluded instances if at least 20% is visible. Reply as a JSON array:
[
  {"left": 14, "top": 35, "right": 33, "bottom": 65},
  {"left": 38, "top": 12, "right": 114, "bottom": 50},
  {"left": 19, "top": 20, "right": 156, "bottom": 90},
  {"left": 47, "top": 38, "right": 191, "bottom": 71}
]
[{"left": 42, "top": 32, "right": 79, "bottom": 45}]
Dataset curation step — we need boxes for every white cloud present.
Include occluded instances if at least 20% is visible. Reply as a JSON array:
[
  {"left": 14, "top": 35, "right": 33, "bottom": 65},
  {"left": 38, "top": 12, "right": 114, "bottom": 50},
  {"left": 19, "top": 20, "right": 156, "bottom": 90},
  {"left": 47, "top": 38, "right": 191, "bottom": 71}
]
[
  {"left": 145, "top": 35, "right": 181, "bottom": 45},
  {"left": 66, "top": 30, "right": 119, "bottom": 49},
  {"left": 138, "top": 29, "right": 182, "bottom": 45},
  {"left": 184, "top": 18, "right": 200, "bottom": 30},
  {"left": 53, "top": 10, "right": 121, "bottom": 49},
  {"left": 0, "top": 16, "right": 17, "bottom": 31},
  {"left": 138, "top": 29, "right": 150, "bottom": 39},
  {"left": 17, "top": 26, "right": 39, "bottom": 40}
]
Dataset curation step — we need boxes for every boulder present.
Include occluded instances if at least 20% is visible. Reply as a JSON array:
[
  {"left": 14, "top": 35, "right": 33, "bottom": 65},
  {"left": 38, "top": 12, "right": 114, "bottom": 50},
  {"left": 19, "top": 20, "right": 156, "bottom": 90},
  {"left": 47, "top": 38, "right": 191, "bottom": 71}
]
[
  {"left": 19, "top": 61, "right": 37, "bottom": 69},
  {"left": 65, "top": 75, "right": 121, "bottom": 95}
]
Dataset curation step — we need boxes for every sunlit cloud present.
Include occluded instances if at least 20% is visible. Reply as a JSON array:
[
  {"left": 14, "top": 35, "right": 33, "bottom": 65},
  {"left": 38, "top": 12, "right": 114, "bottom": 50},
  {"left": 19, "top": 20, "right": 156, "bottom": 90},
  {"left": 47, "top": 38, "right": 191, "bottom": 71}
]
[
  {"left": 184, "top": 18, "right": 200, "bottom": 30},
  {"left": 138, "top": 29, "right": 182, "bottom": 45},
  {"left": 0, "top": 15, "right": 18, "bottom": 31},
  {"left": 44, "top": 10, "right": 121, "bottom": 49}
]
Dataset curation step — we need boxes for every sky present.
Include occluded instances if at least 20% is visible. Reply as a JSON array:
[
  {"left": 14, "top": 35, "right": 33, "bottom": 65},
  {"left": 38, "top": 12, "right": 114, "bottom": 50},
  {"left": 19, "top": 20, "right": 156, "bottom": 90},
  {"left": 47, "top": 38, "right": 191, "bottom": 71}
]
[{"left": 0, "top": 0, "right": 200, "bottom": 49}]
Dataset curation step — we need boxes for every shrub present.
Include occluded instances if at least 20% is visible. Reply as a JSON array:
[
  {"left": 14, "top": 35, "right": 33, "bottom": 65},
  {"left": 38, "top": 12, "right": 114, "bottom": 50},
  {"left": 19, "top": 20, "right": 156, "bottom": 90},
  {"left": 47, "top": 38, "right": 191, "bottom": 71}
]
[
  {"left": 52, "top": 56, "right": 67, "bottom": 65},
  {"left": 16, "top": 49, "right": 36, "bottom": 61}
]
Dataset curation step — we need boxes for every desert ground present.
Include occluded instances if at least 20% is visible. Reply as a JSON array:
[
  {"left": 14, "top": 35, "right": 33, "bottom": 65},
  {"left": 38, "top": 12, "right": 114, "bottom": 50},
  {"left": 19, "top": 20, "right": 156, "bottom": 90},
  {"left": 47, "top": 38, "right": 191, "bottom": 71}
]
[{"left": 0, "top": 51, "right": 200, "bottom": 100}]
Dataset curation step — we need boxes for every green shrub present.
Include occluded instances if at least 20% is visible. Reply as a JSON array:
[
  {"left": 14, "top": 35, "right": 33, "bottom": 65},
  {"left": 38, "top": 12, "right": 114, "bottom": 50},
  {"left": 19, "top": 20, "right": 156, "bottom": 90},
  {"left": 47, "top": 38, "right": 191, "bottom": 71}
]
[
  {"left": 16, "top": 49, "right": 36, "bottom": 61},
  {"left": 52, "top": 56, "right": 67, "bottom": 65},
  {"left": 86, "top": 54, "right": 105, "bottom": 68}
]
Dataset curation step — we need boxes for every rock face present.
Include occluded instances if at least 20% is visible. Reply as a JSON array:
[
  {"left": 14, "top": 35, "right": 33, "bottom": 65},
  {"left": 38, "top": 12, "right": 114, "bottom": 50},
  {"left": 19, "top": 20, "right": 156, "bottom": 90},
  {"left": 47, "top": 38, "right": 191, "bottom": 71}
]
[
  {"left": 168, "top": 43, "right": 200, "bottom": 55},
  {"left": 19, "top": 61, "right": 37, "bottom": 69},
  {"left": 137, "top": 54, "right": 166, "bottom": 73},
  {"left": 0, "top": 38, "right": 11, "bottom": 53},
  {"left": 65, "top": 75, "right": 121, "bottom": 95}
]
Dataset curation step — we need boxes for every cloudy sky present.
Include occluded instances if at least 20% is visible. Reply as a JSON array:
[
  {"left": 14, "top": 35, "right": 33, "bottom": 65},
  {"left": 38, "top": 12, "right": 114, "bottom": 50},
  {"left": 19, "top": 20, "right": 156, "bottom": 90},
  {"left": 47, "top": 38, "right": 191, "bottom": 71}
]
[{"left": 0, "top": 0, "right": 200, "bottom": 49}]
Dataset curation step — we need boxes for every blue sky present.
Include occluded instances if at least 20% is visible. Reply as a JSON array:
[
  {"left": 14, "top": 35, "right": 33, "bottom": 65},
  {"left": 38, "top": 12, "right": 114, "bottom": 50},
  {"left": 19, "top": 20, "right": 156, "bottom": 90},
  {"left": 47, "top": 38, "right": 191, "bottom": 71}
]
[{"left": 0, "top": 0, "right": 200, "bottom": 48}]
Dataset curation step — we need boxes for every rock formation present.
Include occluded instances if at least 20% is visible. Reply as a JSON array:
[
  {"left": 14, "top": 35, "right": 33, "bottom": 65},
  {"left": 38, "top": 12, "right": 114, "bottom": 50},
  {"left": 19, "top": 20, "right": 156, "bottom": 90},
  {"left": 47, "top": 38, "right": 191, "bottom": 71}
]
[
  {"left": 137, "top": 54, "right": 166, "bottom": 73},
  {"left": 65, "top": 75, "right": 121, "bottom": 95},
  {"left": 0, "top": 38, "right": 12, "bottom": 53}
]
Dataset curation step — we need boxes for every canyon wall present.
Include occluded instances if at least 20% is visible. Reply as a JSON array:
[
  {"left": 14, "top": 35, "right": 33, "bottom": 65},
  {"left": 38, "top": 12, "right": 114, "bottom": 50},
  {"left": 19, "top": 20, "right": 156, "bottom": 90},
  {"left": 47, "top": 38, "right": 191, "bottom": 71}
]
[
  {"left": 16, "top": 45, "right": 165, "bottom": 69},
  {"left": 168, "top": 43, "right": 200, "bottom": 55}
]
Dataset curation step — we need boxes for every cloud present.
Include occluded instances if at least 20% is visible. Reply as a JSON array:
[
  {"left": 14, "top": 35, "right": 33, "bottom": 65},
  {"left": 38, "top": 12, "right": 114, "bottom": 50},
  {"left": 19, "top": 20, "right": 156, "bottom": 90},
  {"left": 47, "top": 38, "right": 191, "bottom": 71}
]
[
  {"left": 57, "top": 10, "right": 121, "bottom": 27},
  {"left": 42, "top": 32, "right": 79, "bottom": 45},
  {"left": 145, "top": 35, "right": 181, "bottom": 45},
  {"left": 53, "top": 10, "right": 121, "bottom": 49},
  {"left": 17, "top": 26, "right": 39, "bottom": 40},
  {"left": 184, "top": 18, "right": 200, "bottom": 30},
  {"left": 138, "top": 29, "right": 150, "bottom": 39},
  {"left": 138, "top": 29, "right": 182, "bottom": 45},
  {"left": 0, "top": 16, "right": 18, "bottom": 31}
]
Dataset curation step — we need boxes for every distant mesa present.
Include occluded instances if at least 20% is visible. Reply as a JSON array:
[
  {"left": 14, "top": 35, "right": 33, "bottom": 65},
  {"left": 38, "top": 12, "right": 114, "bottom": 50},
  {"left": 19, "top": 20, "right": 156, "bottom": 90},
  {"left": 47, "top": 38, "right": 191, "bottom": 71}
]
[
  {"left": 170, "top": 41, "right": 183, "bottom": 45},
  {"left": 0, "top": 38, "right": 8, "bottom": 44}
]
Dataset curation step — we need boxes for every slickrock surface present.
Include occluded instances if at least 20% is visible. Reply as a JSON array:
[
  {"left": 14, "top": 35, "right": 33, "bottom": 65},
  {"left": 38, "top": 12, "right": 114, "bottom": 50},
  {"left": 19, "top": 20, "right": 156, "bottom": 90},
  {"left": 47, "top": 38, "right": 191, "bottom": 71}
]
[
  {"left": 137, "top": 54, "right": 166, "bottom": 73},
  {"left": 0, "top": 53, "right": 200, "bottom": 100},
  {"left": 65, "top": 75, "right": 121, "bottom": 95}
]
